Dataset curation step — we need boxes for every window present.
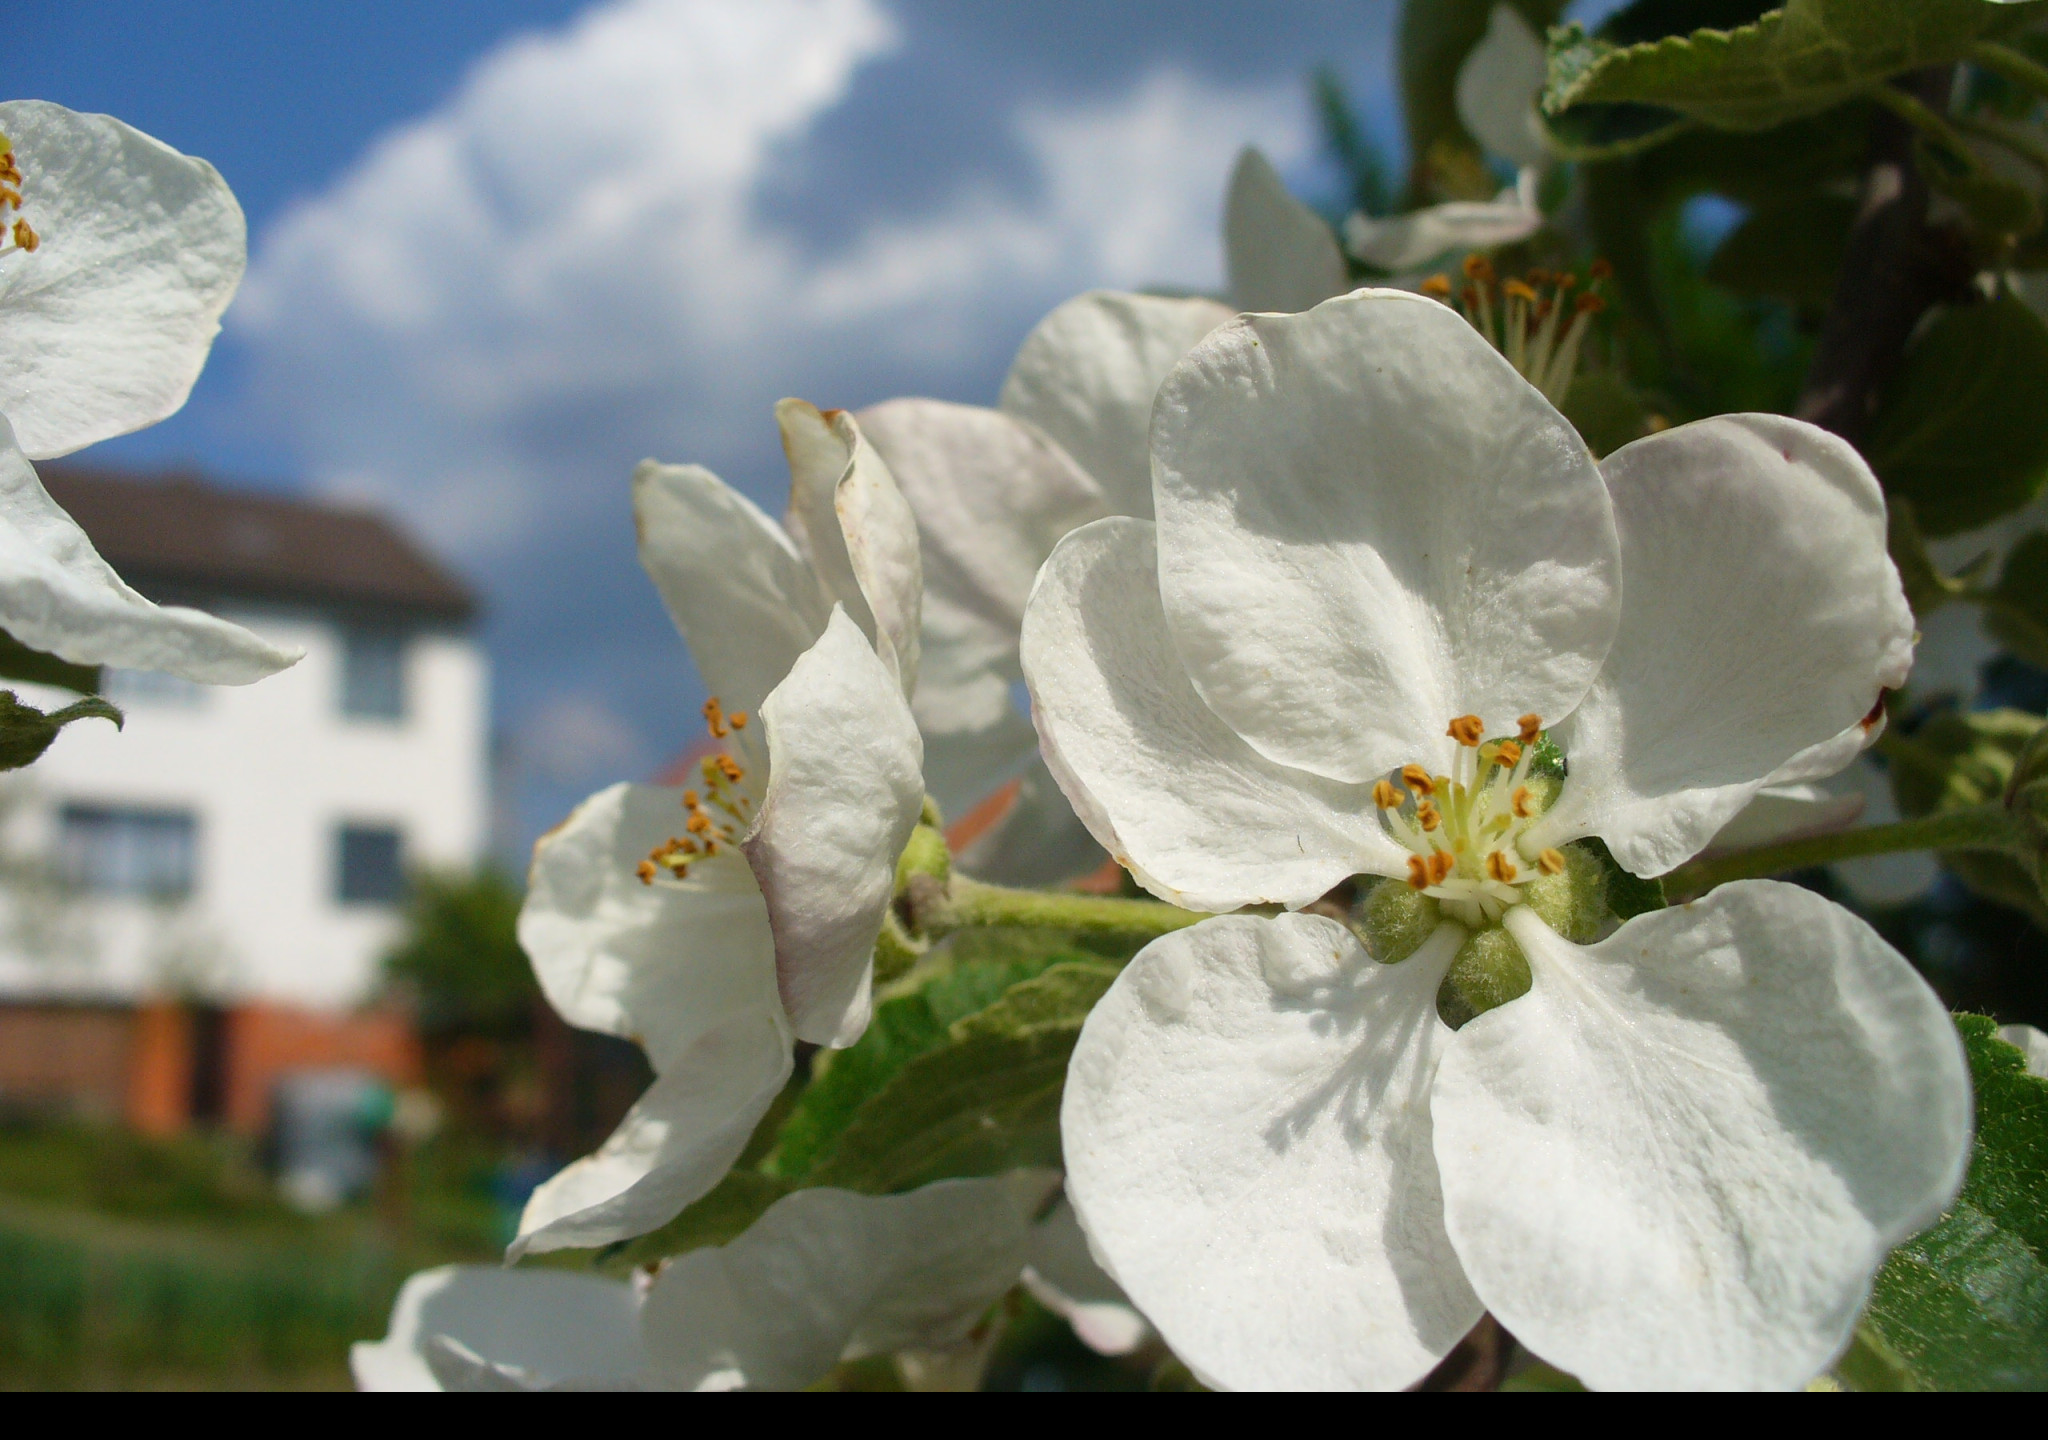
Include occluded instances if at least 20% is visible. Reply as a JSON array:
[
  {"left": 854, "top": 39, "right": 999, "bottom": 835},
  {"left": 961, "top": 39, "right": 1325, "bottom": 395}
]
[
  {"left": 335, "top": 824, "right": 405, "bottom": 906},
  {"left": 58, "top": 805, "right": 197, "bottom": 899},
  {"left": 340, "top": 628, "right": 407, "bottom": 720}
]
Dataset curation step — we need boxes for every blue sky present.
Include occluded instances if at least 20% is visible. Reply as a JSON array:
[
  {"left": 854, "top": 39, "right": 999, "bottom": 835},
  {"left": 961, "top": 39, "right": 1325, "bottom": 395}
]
[{"left": 16, "top": 2, "right": 1503, "bottom": 847}]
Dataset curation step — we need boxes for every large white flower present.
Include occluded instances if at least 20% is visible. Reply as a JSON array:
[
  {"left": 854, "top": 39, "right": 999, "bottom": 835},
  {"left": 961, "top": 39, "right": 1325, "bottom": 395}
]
[
  {"left": 356, "top": 1174, "right": 1060, "bottom": 1391},
  {"left": 1021, "top": 289, "right": 1972, "bottom": 1390},
  {"left": 512, "top": 401, "right": 924, "bottom": 1258},
  {"left": 0, "top": 102, "right": 294, "bottom": 684}
]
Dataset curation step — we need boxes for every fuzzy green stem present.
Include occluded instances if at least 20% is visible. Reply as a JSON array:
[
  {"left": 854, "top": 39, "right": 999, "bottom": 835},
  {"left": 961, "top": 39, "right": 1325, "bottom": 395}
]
[
  {"left": 1667, "top": 802, "right": 2027, "bottom": 895},
  {"left": 1970, "top": 41, "right": 2048, "bottom": 106},
  {"left": 1866, "top": 84, "right": 1987, "bottom": 176},
  {"left": 922, "top": 876, "right": 1205, "bottom": 942}
]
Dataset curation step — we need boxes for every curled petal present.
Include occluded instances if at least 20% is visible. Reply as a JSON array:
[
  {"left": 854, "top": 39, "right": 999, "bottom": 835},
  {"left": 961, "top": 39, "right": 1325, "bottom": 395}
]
[
  {"left": 1999, "top": 1023, "right": 2048, "bottom": 1078},
  {"left": 0, "top": 418, "right": 297, "bottom": 682},
  {"left": 1021, "top": 1196, "right": 1152, "bottom": 1357},
  {"left": 744, "top": 607, "right": 924, "bottom": 1048},
  {"left": 954, "top": 753, "right": 1108, "bottom": 889},
  {"left": 1153, "top": 289, "right": 1619, "bottom": 786},
  {"left": 640, "top": 1173, "right": 1058, "bottom": 1391},
  {"left": 1063, "top": 914, "right": 1482, "bottom": 1390},
  {"left": 1433, "top": 885, "right": 1971, "bottom": 1391},
  {"left": 1224, "top": 146, "right": 1351, "bottom": 315},
  {"left": 0, "top": 101, "right": 245, "bottom": 459},
  {"left": 351, "top": 1265, "right": 645, "bottom": 1392},
  {"left": 1533, "top": 414, "right": 1915, "bottom": 876},
  {"left": 1454, "top": 4, "right": 1551, "bottom": 170},
  {"left": 633, "top": 459, "right": 827, "bottom": 718},
  {"left": 1343, "top": 178, "right": 1543, "bottom": 273},
  {"left": 1000, "top": 290, "right": 1232, "bottom": 521},
  {"left": 1021, "top": 518, "right": 1404, "bottom": 911}
]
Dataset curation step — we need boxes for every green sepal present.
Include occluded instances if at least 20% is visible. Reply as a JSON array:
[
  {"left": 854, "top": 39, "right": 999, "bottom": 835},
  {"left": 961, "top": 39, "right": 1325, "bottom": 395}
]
[
  {"left": 1543, "top": 1, "right": 2040, "bottom": 135},
  {"left": 1886, "top": 708, "right": 2048, "bottom": 924},
  {"left": 0, "top": 690, "right": 121, "bottom": 772},
  {"left": 1577, "top": 835, "right": 1669, "bottom": 922},
  {"left": 0, "top": 629, "right": 100, "bottom": 696},
  {"left": 1523, "top": 842, "right": 1612, "bottom": 943},
  {"left": 1358, "top": 878, "right": 1440, "bottom": 964},
  {"left": 1865, "top": 293, "right": 2048, "bottom": 540},
  {"left": 1438, "top": 925, "right": 1533, "bottom": 1031},
  {"left": 1843, "top": 1015, "right": 2048, "bottom": 1391}
]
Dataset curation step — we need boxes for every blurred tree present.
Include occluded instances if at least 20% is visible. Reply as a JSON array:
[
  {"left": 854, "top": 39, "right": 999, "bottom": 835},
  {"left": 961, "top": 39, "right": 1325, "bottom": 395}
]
[{"left": 382, "top": 867, "right": 535, "bottom": 1037}]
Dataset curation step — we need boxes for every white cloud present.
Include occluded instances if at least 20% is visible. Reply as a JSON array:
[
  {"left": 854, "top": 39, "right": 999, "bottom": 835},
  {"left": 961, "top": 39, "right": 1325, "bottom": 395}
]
[
  {"left": 520, "top": 691, "right": 651, "bottom": 785},
  {"left": 232, "top": 0, "right": 1312, "bottom": 566}
]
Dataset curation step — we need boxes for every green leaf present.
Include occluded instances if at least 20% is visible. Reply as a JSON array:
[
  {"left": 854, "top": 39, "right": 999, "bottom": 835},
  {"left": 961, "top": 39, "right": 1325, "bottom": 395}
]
[
  {"left": 1577, "top": 834, "right": 1670, "bottom": 921},
  {"left": 1704, "top": 191, "right": 1855, "bottom": 304},
  {"left": 802, "top": 961, "right": 1119, "bottom": 1194},
  {"left": 1866, "top": 293, "right": 2048, "bottom": 539},
  {"left": 0, "top": 691, "right": 120, "bottom": 772},
  {"left": 1560, "top": 370, "right": 1654, "bottom": 459},
  {"left": 1847, "top": 1015, "right": 2048, "bottom": 1390},
  {"left": 1886, "top": 708, "right": 2048, "bottom": 923},
  {"left": 0, "top": 629, "right": 98, "bottom": 695},
  {"left": 765, "top": 936, "right": 1091, "bottom": 1181},
  {"left": 598, "top": 1168, "right": 795, "bottom": 1272},
  {"left": 1545, "top": 1, "right": 2040, "bottom": 134},
  {"left": 1985, "top": 530, "right": 2048, "bottom": 668}
]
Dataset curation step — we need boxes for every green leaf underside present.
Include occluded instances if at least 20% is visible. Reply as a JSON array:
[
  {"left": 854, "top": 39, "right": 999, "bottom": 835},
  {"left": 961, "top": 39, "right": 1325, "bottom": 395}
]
[
  {"left": 1545, "top": 1, "right": 2040, "bottom": 134},
  {"left": 1850, "top": 1016, "right": 2048, "bottom": 1390},
  {"left": 1866, "top": 294, "right": 2048, "bottom": 540},
  {"left": 0, "top": 691, "right": 121, "bottom": 772},
  {"left": 0, "top": 629, "right": 98, "bottom": 695},
  {"left": 801, "top": 962, "right": 1118, "bottom": 1194},
  {"left": 767, "top": 934, "right": 1104, "bottom": 1183}
]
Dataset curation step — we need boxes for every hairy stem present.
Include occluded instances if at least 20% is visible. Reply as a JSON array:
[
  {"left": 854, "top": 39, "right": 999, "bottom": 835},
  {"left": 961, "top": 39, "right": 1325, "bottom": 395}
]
[
  {"left": 912, "top": 875, "right": 1206, "bottom": 943},
  {"left": 1666, "top": 803, "right": 2028, "bottom": 895}
]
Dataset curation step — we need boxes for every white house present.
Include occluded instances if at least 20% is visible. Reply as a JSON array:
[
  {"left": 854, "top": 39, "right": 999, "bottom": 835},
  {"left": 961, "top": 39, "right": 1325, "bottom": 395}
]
[{"left": 0, "top": 468, "right": 488, "bottom": 1131}]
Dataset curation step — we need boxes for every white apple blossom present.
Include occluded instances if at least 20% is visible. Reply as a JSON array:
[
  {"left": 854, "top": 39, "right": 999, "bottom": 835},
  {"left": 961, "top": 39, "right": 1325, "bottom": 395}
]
[
  {"left": 1022, "top": 288, "right": 1973, "bottom": 1390},
  {"left": 511, "top": 400, "right": 924, "bottom": 1258},
  {"left": 0, "top": 102, "right": 295, "bottom": 684},
  {"left": 2001, "top": 1022, "right": 2048, "bottom": 1077},
  {"left": 1222, "top": 147, "right": 1350, "bottom": 317},
  {"left": 356, "top": 1173, "right": 1059, "bottom": 1391}
]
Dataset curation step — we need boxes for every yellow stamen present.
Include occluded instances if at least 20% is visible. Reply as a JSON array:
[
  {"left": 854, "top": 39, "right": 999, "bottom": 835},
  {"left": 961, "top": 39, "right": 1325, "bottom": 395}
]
[
  {"left": 682, "top": 789, "right": 700, "bottom": 809},
  {"left": 1462, "top": 254, "right": 1496, "bottom": 285},
  {"left": 1447, "top": 715, "right": 1485, "bottom": 747},
  {"left": 703, "top": 697, "right": 730, "bottom": 738},
  {"left": 1400, "top": 764, "right": 1436, "bottom": 796},
  {"left": 1502, "top": 277, "right": 1538, "bottom": 303},
  {"left": 1493, "top": 739, "right": 1522, "bottom": 769},
  {"left": 1486, "top": 852, "right": 1517, "bottom": 884},
  {"left": 1511, "top": 785, "right": 1535, "bottom": 819},
  {"left": 1416, "top": 800, "right": 1442, "bottom": 832},
  {"left": 1537, "top": 849, "right": 1566, "bottom": 876},
  {"left": 1517, "top": 714, "right": 1542, "bottom": 744},
  {"left": 686, "top": 813, "right": 712, "bottom": 835},
  {"left": 11, "top": 218, "right": 36, "bottom": 252},
  {"left": 636, "top": 860, "right": 657, "bottom": 885},
  {"left": 1420, "top": 274, "right": 1453, "bottom": 299},
  {"left": 1428, "top": 852, "right": 1455, "bottom": 886},
  {"left": 1407, "top": 855, "right": 1431, "bottom": 890},
  {"left": 1373, "top": 779, "right": 1404, "bottom": 810}
]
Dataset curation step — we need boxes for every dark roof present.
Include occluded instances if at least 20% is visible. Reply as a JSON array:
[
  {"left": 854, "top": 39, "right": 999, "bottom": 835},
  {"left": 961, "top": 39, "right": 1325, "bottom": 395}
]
[{"left": 40, "top": 466, "right": 477, "bottom": 624}]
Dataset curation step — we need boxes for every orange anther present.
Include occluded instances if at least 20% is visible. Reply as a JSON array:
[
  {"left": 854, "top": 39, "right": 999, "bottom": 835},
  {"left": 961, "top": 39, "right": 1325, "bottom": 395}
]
[
  {"left": 11, "top": 218, "right": 35, "bottom": 252},
  {"left": 682, "top": 789, "right": 701, "bottom": 809},
  {"left": 1511, "top": 786, "right": 1536, "bottom": 819},
  {"left": 1420, "top": 274, "right": 1453, "bottom": 299},
  {"left": 1428, "top": 852, "right": 1455, "bottom": 886},
  {"left": 1417, "top": 800, "right": 1442, "bottom": 832},
  {"left": 730, "top": 711, "right": 749, "bottom": 730},
  {"left": 1447, "top": 715, "right": 1485, "bottom": 747},
  {"left": 716, "top": 755, "right": 744, "bottom": 783},
  {"left": 703, "top": 697, "right": 729, "bottom": 738},
  {"left": 1400, "top": 764, "right": 1435, "bottom": 796},
  {"left": 1589, "top": 258, "right": 1613, "bottom": 280},
  {"left": 1575, "top": 292, "right": 1606, "bottom": 315},
  {"left": 1517, "top": 714, "right": 1542, "bottom": 744},
  {"left": 1485, "top": 852, "right": 1517, "bottom": 884},
  {"left": 1462, "top": 254, "right": 1496, "bottom": 284},
  {"left": 1407, "top": 856, "right": 1432, "bottom": 890},
  {"left": 1373, "top": 779, "right": 1404, "bottom": 810},
  {"left": 636, "top": 860, "right": 657, "bottom": 885},
  {"left": 1493, "top": 739, "right": 1523, "bottom": 769},
  {"left": 1502, "top": 278, "right": 1538, "bottom": 303},
  {"left": 1537, "top": 848, "right": 1566, "bottom": 876},
  {"left": 686, "top": 813, "right": 712, "bottom": 835}
]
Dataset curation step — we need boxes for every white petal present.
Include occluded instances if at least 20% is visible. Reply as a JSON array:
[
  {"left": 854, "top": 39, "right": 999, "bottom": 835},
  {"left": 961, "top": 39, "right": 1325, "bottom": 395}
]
[
  {"left": 1454, "top": 5, "right": 1552, "bottom": 170},
  {"left": 511, "top": 1007, "right": 794, "bottom": 1258},
  {"left": 917, "top": 688, "right": 1037, "bottom": 826},
  {"left": 633, "top": 458, "right": 827, "bottom": 717},
  {"left": 954, "top": 753, "right": 1108, "bottom": 889},
  {"left": 1000, "top": 290, "right": 1232, "bottom": 521},
  {"left": 1433, "top": 887, "right": 1971, "bottom": 1391},
  {"left": 1223, "top": 147, "right": 1351, "bottom": 316},
  {"left": 0, "top": 417, "right": 298, "bottom": 682},
  {"left": 1532, "top": 415, "right": 1915, "bottom": 876},
  {"left": 0, "top": 101, "right": 244, "bottom": 459},
  {"left": 1153, "top": 289, "right": 1619, "bottom": 785},
  {"left": 518, "top": 782, "right": 780, "bottom": 1072},
  {"left": 1020, "top": 1196, "right": 1153, "bottom": 1357},
  {"left": 350, "top": 1265, "right": 645, "bottom": 1392},
  {"left": 1063, "top": 914, "right": 1482, "bottom": 1390},
  {"left": 1021, "top": 518, "right": 1404, "bottom": 911},
  {"left": 639, "top": 1173, "right": 1058, "bottom": 1391},
  {"left": 1342, "top": 185, "right": 1545, "bottom": 273},
  {"left": 775, "top": 399, "right": 922, "bottom": 694},
  {"left": 1705, "top": 782, "right": 1863, "bottom": 854},
  {"left": 862, "top": 396, "right": 1103, "bottom": 698},
  {"left": 744, "top": 607, "right": 925, "bottom": 1048},
  {"left": 1999, "top": 1023, "right": 2048, "bottom": 1078}
]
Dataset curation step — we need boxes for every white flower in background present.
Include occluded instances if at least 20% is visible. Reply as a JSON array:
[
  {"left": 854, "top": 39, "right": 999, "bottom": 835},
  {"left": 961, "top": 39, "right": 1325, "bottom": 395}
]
[
  {"left": 870, "top": 147, "right": 1348, "bottom": 884},
  {"left": 0, "top": 101, "right": 295, "bottom": 684},
  {"left": 355, "top": 1174, "right": 1060, "bottom": 1391},
  {"left": 511, "top": 400, "right": 924, "bottom": 1258},
  {"left": 2001, "top": 1022, "right": 2048, "bottom": 1078},
  {"left": 1023, "top": 289, "right": 1971, "bottom": 1390},
  {"left": 1343, "top": 6, "right": 1547, "bottom": 274}
]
